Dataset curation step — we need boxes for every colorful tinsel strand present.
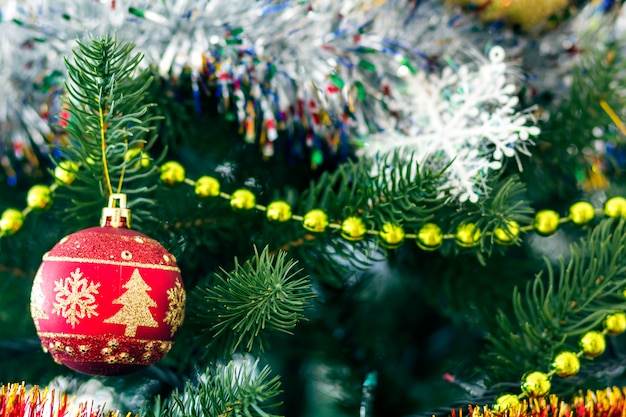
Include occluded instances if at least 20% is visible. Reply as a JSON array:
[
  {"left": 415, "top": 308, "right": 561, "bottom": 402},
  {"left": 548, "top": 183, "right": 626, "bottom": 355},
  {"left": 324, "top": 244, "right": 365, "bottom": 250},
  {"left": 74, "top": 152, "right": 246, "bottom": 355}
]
[
  {"left": 453, "top": 387, "right": 626, "bottom": 417},
  {"left": 0, "top": 383, "right": 128, "bottom": 417},
  {"left": 0, "top": 0, "right": 538, "bottom": 201}
]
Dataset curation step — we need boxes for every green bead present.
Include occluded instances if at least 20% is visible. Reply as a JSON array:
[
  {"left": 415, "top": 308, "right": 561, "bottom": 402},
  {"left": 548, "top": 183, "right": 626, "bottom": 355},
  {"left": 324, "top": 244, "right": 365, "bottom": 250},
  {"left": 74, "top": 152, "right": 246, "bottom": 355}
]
[
  {"left": 195, "top": 176, "right": 220, "bottom": 198},
  {"left": 521, "top": 371, "right": 551, "bottom": 397},
  {"left": 0, "top": 209, "right": 24, "bottom": 235},
  {"left": 266, "top": 201, "right": 292, "bottom": 222},
  {"left": 311, "top": 149, "right": 324, "bottom": 167},
  {"left": 27, "top": 185, "right": 53, "bottom": 210},
  {"left": 160, "top": 161, "right": 186, "bottom": 185},
  {"left": 379, "top": 223, "right": 405, "bottom": 249},
  {"left": 230, "top": 189, "right": 256, "bottom": 210},
  {"left": 533, "top": 210, "right": 560, "bottom": 236}
]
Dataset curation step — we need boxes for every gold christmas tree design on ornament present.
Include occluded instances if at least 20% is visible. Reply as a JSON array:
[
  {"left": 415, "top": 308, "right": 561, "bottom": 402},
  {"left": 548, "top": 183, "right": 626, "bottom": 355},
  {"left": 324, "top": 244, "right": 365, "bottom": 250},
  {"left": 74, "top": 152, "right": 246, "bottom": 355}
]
[
  {"left": 52, "top": 268, "right": 101, "bottom": 328},
  {"left": 163, "top": 281, "right": 186, "bottom": 336},
  {"left": 104, "top": 269, "right": 158, "bottom": 337}
]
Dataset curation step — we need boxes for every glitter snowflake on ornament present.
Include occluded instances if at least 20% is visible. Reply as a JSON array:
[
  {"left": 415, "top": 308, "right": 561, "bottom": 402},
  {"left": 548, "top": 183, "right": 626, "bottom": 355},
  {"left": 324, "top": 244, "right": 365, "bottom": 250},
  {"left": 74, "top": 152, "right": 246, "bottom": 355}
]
[{"left": 363, "top": 46, "right": 540, "bottom": 203}]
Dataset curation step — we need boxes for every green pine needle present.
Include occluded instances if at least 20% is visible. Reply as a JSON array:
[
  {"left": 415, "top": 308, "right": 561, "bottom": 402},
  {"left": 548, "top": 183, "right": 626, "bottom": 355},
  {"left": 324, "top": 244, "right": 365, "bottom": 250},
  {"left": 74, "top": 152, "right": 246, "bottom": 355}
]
[
  {"left": 54, "top": 35, "right": 163, "bottom": 229},
  {"left": 482, "top": 219, "right": 626, "bottom": 383},
  {"left": 193, "top": 246, "right": 315, "bottom": 354},
  {"left": 145, "top": 358, "right": 282, "bottom": 417}
]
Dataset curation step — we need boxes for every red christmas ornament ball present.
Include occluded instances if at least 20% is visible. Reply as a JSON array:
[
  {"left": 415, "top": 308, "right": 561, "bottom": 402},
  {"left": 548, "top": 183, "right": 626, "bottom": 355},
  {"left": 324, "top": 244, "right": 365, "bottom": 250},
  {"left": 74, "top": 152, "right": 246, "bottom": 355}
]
[{"left": 30, "top": 225, "right": 186, "bottom": 376}]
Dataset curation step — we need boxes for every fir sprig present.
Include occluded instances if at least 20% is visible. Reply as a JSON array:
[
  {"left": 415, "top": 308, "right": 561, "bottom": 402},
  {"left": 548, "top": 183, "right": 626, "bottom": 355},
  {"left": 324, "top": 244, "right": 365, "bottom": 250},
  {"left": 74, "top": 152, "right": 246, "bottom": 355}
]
[
  {"left": 370, "top": 150, "right": 448, "bottom": 228},
  {"left": 193, "top": 246, "right": 315, "bottom": 354},
  {"left": 145, "top": 359, "right": 282, "bottom": 417},
  {"left": 482, "top": 219, "right": 626, "bottom": 384},
  {"left": 286, "top": 150, "right": 447, "bottom": 284},
  {"left": 447, "top": 175, "right": 534, "bottom": 257},
  {"left": 55, "top": 35, "right": 163, "bottom": 229}
]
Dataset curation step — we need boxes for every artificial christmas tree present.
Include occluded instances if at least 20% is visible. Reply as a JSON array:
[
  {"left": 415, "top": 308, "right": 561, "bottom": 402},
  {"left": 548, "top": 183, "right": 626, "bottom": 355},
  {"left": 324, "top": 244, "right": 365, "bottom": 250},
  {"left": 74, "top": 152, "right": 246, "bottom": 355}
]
[{"left": 2, "top": 1, "right": 626, "bottom": 417}]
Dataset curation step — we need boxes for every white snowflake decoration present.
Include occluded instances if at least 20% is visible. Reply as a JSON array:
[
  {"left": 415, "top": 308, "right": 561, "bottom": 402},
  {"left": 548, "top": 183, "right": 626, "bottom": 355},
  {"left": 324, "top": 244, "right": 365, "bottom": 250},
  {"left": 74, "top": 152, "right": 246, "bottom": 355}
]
[
  {"left": 52, "top": 268, "right": 101, "bottom": 328},
  {"left": 362, "top": 46, "right": 540, "bottom": 203}
]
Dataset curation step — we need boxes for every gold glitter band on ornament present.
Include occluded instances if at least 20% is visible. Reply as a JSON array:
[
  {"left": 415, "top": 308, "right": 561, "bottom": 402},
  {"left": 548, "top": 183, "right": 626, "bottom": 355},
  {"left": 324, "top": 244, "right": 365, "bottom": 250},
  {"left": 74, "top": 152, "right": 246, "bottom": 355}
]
[
  {"left": 42, "top": 256, "right": 181, "bottom": 272},
  {"left": 39, "top": 333, "right": 173, "bottom": 366}
]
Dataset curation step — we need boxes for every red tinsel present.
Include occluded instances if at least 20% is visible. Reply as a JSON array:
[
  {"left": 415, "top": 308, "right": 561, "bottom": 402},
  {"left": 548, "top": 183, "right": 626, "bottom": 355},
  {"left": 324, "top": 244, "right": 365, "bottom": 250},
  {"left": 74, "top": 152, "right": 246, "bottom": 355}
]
[
  {"left": 0, "top": 383, "right": 130, "bottom": 417},
  {"left": 450, "top": 387, "right": 626, "bottom": 417}
]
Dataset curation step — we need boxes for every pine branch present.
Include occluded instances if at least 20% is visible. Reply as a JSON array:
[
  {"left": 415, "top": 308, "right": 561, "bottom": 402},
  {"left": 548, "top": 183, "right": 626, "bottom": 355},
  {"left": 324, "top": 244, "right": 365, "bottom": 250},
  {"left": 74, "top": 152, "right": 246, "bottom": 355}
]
[
  {"left": 192, "top": 246, "right": 315, "bottom": 355},
  {"left": 144, "top": 358, "right": 282, "bottom": 417},
  {"left": 482, "top": 219, "right": 626, "bottom": 385},
  {"left": 287, "top": 150, "right": 447, "bottom": 285},
  {"left": 446, "top": 175, "right": 534, "bottom": 258},
  {"left": 54, "top": 35, "right": 163, "bottom": 230}
]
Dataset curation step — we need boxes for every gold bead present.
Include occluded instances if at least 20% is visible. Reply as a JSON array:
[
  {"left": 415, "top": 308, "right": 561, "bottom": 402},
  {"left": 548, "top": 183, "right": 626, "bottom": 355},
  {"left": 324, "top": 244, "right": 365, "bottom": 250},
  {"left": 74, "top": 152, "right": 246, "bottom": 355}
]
[
  {"left": 26, "top": 185, "right": 53, "bottom": 210},
  {"left": 341, "top": 217, "right": 367, "bottom": 241},
  {"left": 521, "top": 371, "right": 551, "bottom": 397},
  {"left": 160, "top": 161, "right": 186, "bottom": 184},
  {"left": 533, "top": 210, "right": 560, "bottom": 236},
  {"left": 494, "top": 220, "right": 520, "bottom": 245},
  {"left": 195, "top": 176, "right": 220, "bottom": 197},
  {"left": 569, "top": 201, "right": 595, "bottom": 226},
  {"left": 303, "top": 209, "right": 329, "bottom": 233},
  {"left": 0, "top": 209, "right": 24, "bottom": 235},
  {"left": 266, "top": 201, "right": 292, "bottom": 222},
  {"left": 493, "top": 394, "right": 520, "bottom": 413},
  {"left": 54, "top": 160, "right": 79, "bottom": 185},
  {"left": 416, "top": 223, "right": 443, "bottom": 251},
  {"left": 124, "top": 148, "right": 151, "bottom": 168},
  {"left": 604, "top": 197, "right": 626, "bottom": 218},
  {"left": 230, "top": 189, "right": 256, "bottom": 210},
  {"left": 379, "top": 223, "right": 405, "bottom": 249},
  {"left": 455, "top": 223, "right": 481, "bottom": 248},
  {"left": 604, "top": 313, "right": 626, "bottom": 335},
  {"left": 580, "top": 331, "right": 606, "bottom": 357},
  {"left": 552, "top": 351, "right": 580, "bottom": 377}
]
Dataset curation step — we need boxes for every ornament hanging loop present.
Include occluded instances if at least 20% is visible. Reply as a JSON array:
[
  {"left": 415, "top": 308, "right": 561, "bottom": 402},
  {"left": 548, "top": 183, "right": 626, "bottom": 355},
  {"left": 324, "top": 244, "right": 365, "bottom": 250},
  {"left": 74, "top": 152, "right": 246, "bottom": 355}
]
[{"left": 101, "top": 193, "right": 131, "bottom": 228}]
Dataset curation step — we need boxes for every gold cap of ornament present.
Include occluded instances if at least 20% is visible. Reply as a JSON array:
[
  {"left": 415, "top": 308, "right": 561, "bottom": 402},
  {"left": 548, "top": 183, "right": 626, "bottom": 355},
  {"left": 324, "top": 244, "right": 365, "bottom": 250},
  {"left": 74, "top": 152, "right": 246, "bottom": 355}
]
[{"left": 100, "top": 193, "right": 131, "bottom": 228}]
